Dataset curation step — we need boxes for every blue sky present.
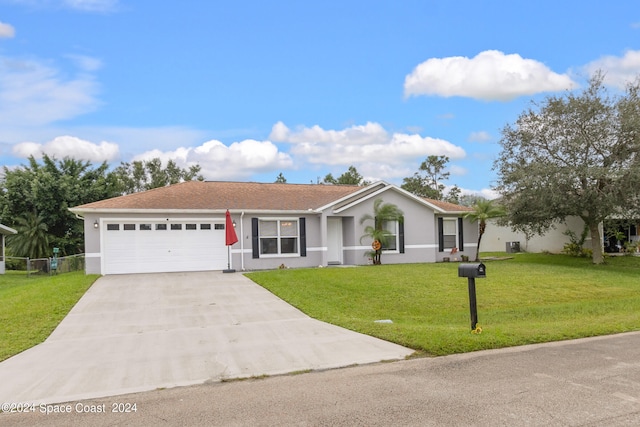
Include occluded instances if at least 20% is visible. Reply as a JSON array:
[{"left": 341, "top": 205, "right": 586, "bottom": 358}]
[{"left": 0, "top": 0, "right": 639, "bottom": 198}]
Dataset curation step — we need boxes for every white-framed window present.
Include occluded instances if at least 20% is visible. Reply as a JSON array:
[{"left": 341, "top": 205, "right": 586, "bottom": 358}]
[
  {"left": 442, "top": 218, "right": 458, "bottom": 250},
  {"left": 259, "top": 219, "right": 299, "bottom": 256},
  {"left": 381, "top": 220, "right": 399, "bottom": 251}
]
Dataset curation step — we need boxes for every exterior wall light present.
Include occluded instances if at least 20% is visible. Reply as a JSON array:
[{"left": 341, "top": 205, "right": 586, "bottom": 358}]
[{"left": 94, "top": 220, "right": 99, "bottom": 229}]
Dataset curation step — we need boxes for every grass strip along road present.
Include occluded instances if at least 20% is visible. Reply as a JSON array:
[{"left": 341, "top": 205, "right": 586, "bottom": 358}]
[
  {"left": 2, "top": 253, "right": 639, "bottom": 361},
  {"left": 247, "top": 253, "right": 640, "bottom": 356}
]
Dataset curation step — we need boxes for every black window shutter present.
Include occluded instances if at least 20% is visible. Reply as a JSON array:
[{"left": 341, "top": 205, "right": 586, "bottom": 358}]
[
  {"left": 458, "top": 218, "right": 464, "bottom": 250},
  {"left": 251, "top": 218, "right": 259, "bottom": 259},
  {"left": 299, "top": 218, "right": 307, "bottom": 257},
  {"left": 399, "top": 219, "right": 405, "bottom": 253},
  {"left": 438, "top": 217, "right": 444, "bottom": 252}
]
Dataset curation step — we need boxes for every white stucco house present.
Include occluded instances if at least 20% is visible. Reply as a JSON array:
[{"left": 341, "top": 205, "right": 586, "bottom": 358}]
[
  {"left": 481, "top": 216, "right": 590, "bottom": 253},
  {"left": 0, "top": 223, "right": 17, "bottom": 274},
  {"left": 69, "top": 180, "right": 478, "bottom": 275}
]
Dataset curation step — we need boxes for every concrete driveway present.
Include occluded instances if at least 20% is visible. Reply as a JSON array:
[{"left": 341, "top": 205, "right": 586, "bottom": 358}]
[{"left": 0, "top": 271, "right": 412, "bottom": 405}]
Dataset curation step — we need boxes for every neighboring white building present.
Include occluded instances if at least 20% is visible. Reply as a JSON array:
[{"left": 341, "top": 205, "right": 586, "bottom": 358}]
[
  {"left": 0, "top": 223, "right": 17, "bottom": 274},
  {"left": 481, "top": 216, "right": 589, "bottom": 253}
]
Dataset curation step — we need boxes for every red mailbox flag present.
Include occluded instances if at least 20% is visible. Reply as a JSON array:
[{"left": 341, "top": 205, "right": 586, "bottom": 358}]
[{"left": 225, "top": 210, "right": 238, "bottom": 246}]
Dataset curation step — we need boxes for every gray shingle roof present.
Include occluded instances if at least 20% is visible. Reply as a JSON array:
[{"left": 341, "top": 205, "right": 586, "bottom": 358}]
[
  {"left": 71, "top": 180, "right": 473, "bottom": 213},
  {"left": 72, "top": 181, "right": 364, "bottom": 211}
]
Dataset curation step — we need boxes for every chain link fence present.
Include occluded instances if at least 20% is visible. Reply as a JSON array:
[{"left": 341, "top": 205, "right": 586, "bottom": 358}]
[{"left": 5, "top": 254, "right": 85, "bottom": 276}]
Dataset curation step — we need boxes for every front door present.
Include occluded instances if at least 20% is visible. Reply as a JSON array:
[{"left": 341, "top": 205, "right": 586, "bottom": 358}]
[{"left": 327, "top": 217, "right": 343, "bottom": 265}]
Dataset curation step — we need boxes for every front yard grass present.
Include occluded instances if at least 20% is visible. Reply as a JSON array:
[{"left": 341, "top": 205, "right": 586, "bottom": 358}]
[
  {"left": 0, "top": 271, "right": 99, "bottom": 361},
  {"left": 246, "top": 253, "right": 640, "bottom": 356}
]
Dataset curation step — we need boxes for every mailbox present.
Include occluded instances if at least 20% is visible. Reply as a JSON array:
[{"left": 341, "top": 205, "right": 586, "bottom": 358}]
[{"left": 458, "top": 262, "right": 486, "bottom": 278}]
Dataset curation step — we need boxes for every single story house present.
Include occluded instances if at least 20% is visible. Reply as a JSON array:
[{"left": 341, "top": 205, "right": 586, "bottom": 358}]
[
  {"left": 69, "top": 180, "right": 477, "bottom": 275},
  {"left": 0, "top": 223, "right": 17, "bottom": 274}
]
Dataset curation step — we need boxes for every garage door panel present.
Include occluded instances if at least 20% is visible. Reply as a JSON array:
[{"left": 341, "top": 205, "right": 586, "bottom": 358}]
[{"left": 103, "top": 222, "right": 228, "bottom": 274}]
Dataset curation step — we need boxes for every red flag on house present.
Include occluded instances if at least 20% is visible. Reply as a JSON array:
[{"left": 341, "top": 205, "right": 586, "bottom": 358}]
[{"left": 225, "top": 210, "right": 238, "bottom": 246}]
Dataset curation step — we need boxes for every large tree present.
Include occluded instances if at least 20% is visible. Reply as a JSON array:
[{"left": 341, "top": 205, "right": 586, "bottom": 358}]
[
  {"left": 494, "top": 72, "right": 640, "bottom": 264},
  {"left": 459, "top": 194, "right": 487, "bottom": 208},
  {"left": 0, "top": 155, "right": 121, "bottom": 255},
  {"left": 401, "top": 155, "right": 459, "bottom": 201},
  {"left": 7, "top": 212, "right": 50, "bottom": 259},
  {"left": 113, "top": 158, "right": 204, "bottom": 194},
  {"left": 0, "top": 155, "right": 206, "bottom": 256},
  {"left": 323, "top": 166, "right": 369, "bottom": 186}
]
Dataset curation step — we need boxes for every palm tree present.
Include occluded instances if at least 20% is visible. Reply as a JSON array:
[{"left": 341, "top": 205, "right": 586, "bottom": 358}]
[
  {"left": 464, "top": 199, "right": 505, "bottom": 261},
  {"left": 360, "top": 198, "right": 404, "bottom": 265},
  {"left": 8, "top": 212, "right": 51, "bottom": 259}
]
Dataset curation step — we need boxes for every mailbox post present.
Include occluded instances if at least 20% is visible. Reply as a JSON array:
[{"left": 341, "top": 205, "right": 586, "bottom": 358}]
[{"left": 458, "top": 262, "right": 486, "bottom": 330}]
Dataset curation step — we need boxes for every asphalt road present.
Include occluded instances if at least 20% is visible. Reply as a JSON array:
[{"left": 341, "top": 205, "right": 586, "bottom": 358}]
[{"left": 3, "top": 332, "right": 640, "bottom": 426}]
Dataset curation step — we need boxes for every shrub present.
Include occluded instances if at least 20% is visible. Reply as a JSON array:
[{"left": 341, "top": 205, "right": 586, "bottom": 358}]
[{"left": 562, "top": 226, "right": 590, "bottom": 257}]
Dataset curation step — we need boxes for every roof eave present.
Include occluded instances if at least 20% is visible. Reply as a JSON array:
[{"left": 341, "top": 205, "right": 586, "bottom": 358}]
[
  {"left": 69, "top": 207, "right": 321, "bottom": 216},
  {"left": 331, "top": 182, "right": 453, "bottom": 214},
  {"left": 314, "top": 182, "right": 386, "bottom": 212},
  {"left": 439, "top": 210, "right": 472, "bottom": 215},
  {"left": 0, "top": 224, "right": 17, "bottom": 235}
]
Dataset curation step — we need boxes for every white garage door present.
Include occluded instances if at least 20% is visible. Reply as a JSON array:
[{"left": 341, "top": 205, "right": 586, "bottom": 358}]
[{"left": 102, "top": 221, "right": 229, "bottom": 274}]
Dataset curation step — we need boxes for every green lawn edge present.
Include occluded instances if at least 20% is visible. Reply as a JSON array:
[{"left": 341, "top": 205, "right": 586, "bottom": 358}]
[
  {"left": 3, "top": 254, "right": 639, "bottom": 363},
  {"left": 246, "top": 253, "right": 640, "bottom": 357},
  {"left": 0, "top": 272, "right": 99, "bottom": 362}
]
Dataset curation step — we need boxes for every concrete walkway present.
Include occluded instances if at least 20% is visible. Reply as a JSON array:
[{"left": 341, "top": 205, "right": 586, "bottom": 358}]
[{"left": 0, "top": 272, "right": 412, "bottom": 405}]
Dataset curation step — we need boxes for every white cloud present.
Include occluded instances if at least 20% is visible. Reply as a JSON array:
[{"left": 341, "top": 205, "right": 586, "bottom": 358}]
[
  {"left": 0, "top": 56, "right": 101, "bottom": 126},
  {"left": 3, "top": 0, "right": 117, "bottom": 12},
  {"left": 404, "top": 50, "right": 577, "bottom": 101},
  {"left": 449, "top": 165, "right": 467, "bottom": 176},
  {"left": 457, "top": 186, "right": 500, "bottom": 200},
  {"left": 479, "top": 188, "right": 500, "bottom": 200},
  {"left": 0, "top": 126, "right": 210, "bottom": 159},
  {"left": 12, "top": 135, "right": 119, "bottom": 162},
  {"left": 270, "top": 121, "right": 389, "bottom": 146},
  {"left": 63, "top": 0, "right": 118, "bottom": 12},
  {"left": 468, "top": 131, "right": 492, "bottom": 142},
  {"left": 133, "top": 139, "right": 294, "bottom": 181},
  {"left": 270, "top": 121, "right": 465, "bottom": 181},
  {"left": 0, "top": 21, "right": 15, "bottom": 38},
  {"left": 583, "top": 50, "right": 640, "bottom": 89},
  {"left": 65, "top": 54, "right": 102, "bottom": 72}
]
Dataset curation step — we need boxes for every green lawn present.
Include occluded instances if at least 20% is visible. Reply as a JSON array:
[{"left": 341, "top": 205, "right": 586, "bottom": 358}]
[
  {"left": 0, "top": 271, "right": 99, "bottom": 361},
  {"left": 246, "top": 253, "right": 640, "bottom": 356},
  {"left": 2, "top": 254, "right": 639, "bottom": 362}
]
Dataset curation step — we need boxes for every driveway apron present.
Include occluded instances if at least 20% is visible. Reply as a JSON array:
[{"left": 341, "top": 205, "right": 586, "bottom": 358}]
[{"left": 0, "top": 272, "right": 412, "bottom": 405}]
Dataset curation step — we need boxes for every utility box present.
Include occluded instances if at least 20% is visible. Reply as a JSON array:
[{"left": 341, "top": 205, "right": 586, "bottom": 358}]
[
  {"left": 458, "top": 262, "right": 486, "bottom": 278},
  {"left": 506, "top": 241, "right": 520, "bottom": 253}
]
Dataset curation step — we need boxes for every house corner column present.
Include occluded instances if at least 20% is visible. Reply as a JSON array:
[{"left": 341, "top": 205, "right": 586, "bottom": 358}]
[{"left": 319, "top": 212, "right": 329, "bottom": 267}]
